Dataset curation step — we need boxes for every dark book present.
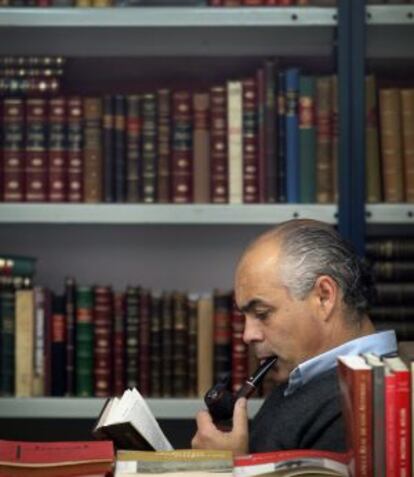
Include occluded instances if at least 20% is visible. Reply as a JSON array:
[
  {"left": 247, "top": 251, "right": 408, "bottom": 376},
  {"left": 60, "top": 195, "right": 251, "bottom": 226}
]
[
  {"left": 375, "top": 282, "right": 414, "bottom": 305},
  {"left": 285, "top": 67, "right": 300, "bottom": 203},
  {"left": 0, "top": 279, "right": 16, "bottom": 396},
  {"left": 264, "top": 59, "right": 277, "bottom": 203},
  {"left": 126, "top": 95, "right": 142, "bottom": 203},
  {"left": 277, "top": 70, "right": 287, "bottom": 203},
  {"left": 172, "top": 292, "right": 188, "bottom": 396},
  {"left": 161, "top": 292, "right": 173, "bottom": 396},
  {"left": 94, "top": 286, "right": 113, "bottom": 398},
  {"left": 139, "top": 289, "right": 151, "bottom": 396},
  {"left": 187, "top": 293, "right": 198, "bottom": 397},
  {"left": 51, "top": 294, "right": 66, "bottom": 396},
  {"left": 103, "top": 95, "right": 115, "bottom": 203},
  {"left": 150, "top": 292, "right": 162, "bottom": 397},
  {"left": 193, "top": 92, "right": 210, "bottom": 204},
  {"left": 64, "top": 277, "right": 76, "bottom": 396},
  {"left": 25, "top": 98, "right": 47, "bottom": 202},
  {"left": 125, "top": 286, "right": 140, "bottom": 389},
  {"left": 114, "top": 95, "right": 126, "bottom": 203},
  {"left": 113, "top": 292, "right": 126, "bottom": 397},
  {"left": 371, "top": 305, "right": 414, "bottom": 321},
  {"left": 157, "top": 89, "right": 172, "bottom": 203},
  {"left": 231, "top": 305, "right": 248, "bottom": 394},
  {"left": 141, "top": 94, "right": 158, "bottom": 203},
  {"left": 256, "top": 68, "right": 266, "bottom": 203},
  {"left": 213, "top": 290, "right": 232, "bottom": 384},
  {"left": 75, "top": 286, "right": 94, "bottom": 397},
  {"left": 67, "top": 97, "right": 83, "bottom": 202},
  {"left": 366, "top": 239, "right": 414, "bottom": 259},
  {"left": 372, "top": 260, "right": 414, "bottom": 281}
]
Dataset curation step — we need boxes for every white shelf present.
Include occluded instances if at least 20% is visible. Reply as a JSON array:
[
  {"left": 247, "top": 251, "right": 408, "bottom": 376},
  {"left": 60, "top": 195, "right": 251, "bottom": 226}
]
[
  {"left": 0, "top": 204, "right": 337, "bottom": 225},
  {"left": 0, "top": 397, "right": 263, "bottom": 419},
  {"left": 366, "top": 5, "right": 414, "bottom": 25},
  {"left": 366, "top": 204, "right": 414, "bottom": 224},
  {"left": 0, "top": 7, "right": 336, "bottom": 56}
]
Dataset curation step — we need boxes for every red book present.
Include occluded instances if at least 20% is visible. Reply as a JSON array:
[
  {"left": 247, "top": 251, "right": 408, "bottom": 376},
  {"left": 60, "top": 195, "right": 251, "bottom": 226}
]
[
  {"left": 231, "top": 305, "right": 248, "bottom": 393},
  {"left": 48, "top": 97, "right": 67, "bottom": 202},
  {"left": 384, "top": 365, "right": 397, "bottom": 477},
  {"left": 383, "top": 356, "right": 411, "bottom": 477},
  {"left": 337, "top": 355, "right": 373, "bottom": 477}
]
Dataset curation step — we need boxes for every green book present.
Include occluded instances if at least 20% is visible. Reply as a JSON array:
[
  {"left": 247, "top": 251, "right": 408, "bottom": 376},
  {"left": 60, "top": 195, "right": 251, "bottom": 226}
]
[
  {"left": 0, "top": 255, "right": 36, "bottom": 278},
  {"left": 299, "top": 75, "right": 316, "bottom": 203}
]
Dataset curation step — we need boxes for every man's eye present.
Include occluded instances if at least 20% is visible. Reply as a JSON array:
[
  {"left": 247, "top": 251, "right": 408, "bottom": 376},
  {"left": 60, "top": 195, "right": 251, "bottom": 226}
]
[{"left": 255, "top": 310, "right": 270, "bottom": 320}]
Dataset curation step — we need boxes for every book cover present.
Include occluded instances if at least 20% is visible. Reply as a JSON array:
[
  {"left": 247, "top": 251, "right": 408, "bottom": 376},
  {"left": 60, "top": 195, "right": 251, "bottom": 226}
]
[{"left": 285, "top": 67, "right": 300, "bottom": 203}]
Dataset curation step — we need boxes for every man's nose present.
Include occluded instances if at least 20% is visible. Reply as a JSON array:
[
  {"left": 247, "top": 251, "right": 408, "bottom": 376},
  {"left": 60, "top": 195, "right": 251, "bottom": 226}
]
[{"left": 243, "top": 317, "right": 262, "bottom": 343}]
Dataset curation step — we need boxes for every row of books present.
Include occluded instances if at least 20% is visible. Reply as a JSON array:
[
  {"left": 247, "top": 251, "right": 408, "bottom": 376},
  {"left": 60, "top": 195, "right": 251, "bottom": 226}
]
[
  {"left": 0, "top": 277, "right": 256, "bottom": 399},
  {"left": 0, "top": 65, "right": 339, "bottom": 205}
]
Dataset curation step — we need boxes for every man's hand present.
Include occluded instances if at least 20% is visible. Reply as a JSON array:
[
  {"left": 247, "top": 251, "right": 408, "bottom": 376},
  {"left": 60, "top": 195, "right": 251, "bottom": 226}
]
[{"left": 191, "top": 397, "right": 249, "bottom": 456}]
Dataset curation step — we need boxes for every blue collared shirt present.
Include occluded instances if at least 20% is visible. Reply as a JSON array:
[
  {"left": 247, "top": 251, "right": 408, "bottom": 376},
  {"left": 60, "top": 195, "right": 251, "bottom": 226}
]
[{"left": 285, "top": 330, "right": 398, "bottom": 396}]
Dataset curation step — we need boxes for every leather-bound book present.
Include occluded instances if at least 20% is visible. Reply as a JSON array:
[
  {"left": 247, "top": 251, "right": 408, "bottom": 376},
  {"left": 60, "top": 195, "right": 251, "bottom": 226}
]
[
  {"left": 379, "top": 89, "right": 404, "bottom": 203},
  {"left": 366, "top": 238, "right": 414, "bottom": 259},
  {"left": 172, "top": 292, "right": 188, "bottom": 396},
  {"left": 187, "top": 293, "right": 198, "bottom": 397},
  {"left": 375, "top": 282, "right": 414, "bottom": 305},
  {"left": 315, "top": 76, "right": 333, "bottom": 203},
  {"left": 48, "top": 97, "right": 68, "bottom": 202},
  {"left": 25, "top": 98, "right": 47, "bottom": 202},
  {"left": 227, "top": 80, "right": 243, "bottom": 204},
  {"left": 83, "top": 97, "right": 103, "bottom": 203},
  {"left": 114, "top": 95, "right": 126, "bottom": 203},
  {"left": 256, "top": 68, "right": 266, "bottom": 203},
  {"left": 75, "top": 286, "right": 94, "bottom": 397},
  {"left": 400, "top": 88, "right": 414, "bottom": 203},
  {"left": 161, "top": 292, "right": 173, "bottom": 396},
  {"left": 242, "top": 78, "right": 259, "bottom": 203},
  {"left": 32, "top": 286, "right": 47, "bottom": 397},
  {"left": 94, "top": 286, "right": 113, "bottom": 398},
  {"left": 372, "top": 260, "right": 414, "bottom": 281},
  {"left": 113, "top": 292, "right": 125, "bottom": 397},
  {"left": 150, "top": 292, "right": 162, "bottom": 397},
  {"left": 157, "top": 89, "right": 172, "bottom": 203},
  {"left": 277, "top": 70, "right": 287, "bottom": 203},
  {"left": 171, "top": 91, "right": 193, "bottom": 203},
  {"left": 213, "top": 290, "right": 232, "bottom": 383},
  {"left": 126, "top": 95, "right": 142, "bottom": 203},
  {"left": 210, "top": 86, "right": 228, "bottom": 203},
  {"left": 299, "top": 75, "right": 316, "bottom": 203},
  {"left": 193, "top": 92, "right": 210, "bottom": 203},
  {"left": 285, "top": 67, "right": 300, "bottom": 203},
  {"left": 365, "top": 75, "right": 382, "bottom": 203},
  {"left": 103, "top": 95, "right": 115, "bottom": 202},
  {"left": 139, "top": 289, "right": 151, "bottom": 396},
  {"left": 231, "top": 305, "right": 248, "bottom": 394},
  {"left": 142, "top": 94, "right": 158, "bottom": 203},
  {"left": 125, "top": 286, "right": 140, "bottom": 389},
  {"left": 264, "top": 59, "right": 277, "bottom": 203},
  {"left": 3, "top": 98, "right": 25, "bottom": 202},
  {"left": 197, "top": 293, "right": 214, "bottom": 397},
  {"left": 65, "top": 276, "right": 77, "bottom": 396},
  {"left": 67, "top": 96, "right": 84, "bottom": 202},
  {"left": 331, "top": 75, "right": 339, "bottom": 202},
  {"left": 0, "top": 279, "right": 16, "bottom": 395},
  {"left": 51, "top": 293, "right": 66, "bottom": 396}
]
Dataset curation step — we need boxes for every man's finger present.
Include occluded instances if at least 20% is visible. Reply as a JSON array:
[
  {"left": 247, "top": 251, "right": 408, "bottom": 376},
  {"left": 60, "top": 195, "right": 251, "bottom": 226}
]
[
  {"left": 195, "top": 409, "right": 214, "bottom": 429},
  {"left": 232, "top": 397, "right": 248, "bottom": 435}
]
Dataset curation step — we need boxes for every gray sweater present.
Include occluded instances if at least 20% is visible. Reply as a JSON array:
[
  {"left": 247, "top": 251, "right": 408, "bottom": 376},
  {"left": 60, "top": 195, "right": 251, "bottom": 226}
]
[{"left": 249, "top": 368, "right": 346, "bottom": 453}]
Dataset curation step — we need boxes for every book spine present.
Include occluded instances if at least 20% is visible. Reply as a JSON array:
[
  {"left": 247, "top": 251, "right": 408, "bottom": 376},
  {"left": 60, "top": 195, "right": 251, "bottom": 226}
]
[
  {"left": 171, "top": 91, "right": 193, "bottom": 203},
  {"left": 141, "top": 94, "right": 158, "bottom": 203},
  {"left": 299, "top": 75, "right": 316, "bottom": 203},
  {"left": 242, "top": 78, "right": 259, "bottom": 203},
  {"left": 331, "top": 75, "right": 339, "bottom": 203},
  {"left": 139, "top": 289, "right": 151, "bottom": 396},
  {"left": 210, "top": 86, "right": 228, "bottom": 203},
  {"left": 65, "top": 277, "right": 76, "bottom": 396},
  {"left": 231, "top": 306, "right": 248, "bottom": 393},
  {"left": 83, "top": 97, "right": 103, "bottom": 203},
  {"left": 51, "top": 294, "right": 66, "bottom": 396},
  {"left": 94, "top": 286, "right": 113, "bottom": 398},
  {"left": 227, "top": 80, "right": 243, "bottom": 204},
  {"left": 277, "top": 70, "right": 287, "bottom": 203},
  {"left": 0, "top": 282, "right": 15, "bottom": 395},
  {"left": 75, "top": 286, "right": 94, "bottom": 397},
  {"left": 172, "top": 292, "right": 188, "bottom": 396},
  {"left": 25, "top": 98, "right": 47, "bottom": 202},
  {"left": 401, "top": 89, "right": 414, "bottom": 203},
  {"left": 126, "top": 95, "right": 142, "bottom": 203},
  {"left": 67, "top": 97, "right": 84, "bottom": 202},
  {"left": 285, "top": 68, "right": 300, "bottom": 203},
  {"left": 197, "top": 294, "right": 214, "bottom": 397},
  {"left": 157, "top": 89, "right": 172, "bottom": 203},
  {"left": 213, "top": 290, "right": 232, "bottom": 383},
  {"left": 385, "top": 371, "right": 397, "bottom": 477},
  {"left": 256, "top": 68, "right": 266, "bottom": 203},
  {"left": 150, "top": 293, "right": 162, "bottom": 397},
  {"left": 3, "top": 98, "right": 25, "bottom": 202},
  {"left": 187, "top": 294, "right": 198, "bottom": 397},
  {"left": 393, "top": 369, "right": 411, "bottom": 476},
  {"left": 103, "top": 96, "right": 115, "bottom": 202},
  {"left": 114, "top": 95, "right": 126, "bottom": 203},
  {"left": 264, "top": 60, "right": 277, "bottom": 202},
  {"left": 113, "top": 292, "right": 125, "bottom": 396},
  {"left": 161, "top": 292, "right": 173, "bottom": 396},
  {"left": 48, "top": 97, "right": 68, "bottom": 202},
  {"left": 32, "top": 286, "right": 46, "bottom": 396},
  {"left": 193, "top": 92, "right": 211, "bottom": 203},
  {"left": 379, "top": 89, "right": 404, "bottom": 203},
  {"left": 125, "top": 286, "right": 139, "bottom": 389}
]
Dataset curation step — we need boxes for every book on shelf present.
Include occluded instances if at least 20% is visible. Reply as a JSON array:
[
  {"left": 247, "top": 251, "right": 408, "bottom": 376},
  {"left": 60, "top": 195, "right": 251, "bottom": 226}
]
[
  {"left": 233, "top": 449, "right": 350, "bottom": 477},
  {"left": 0, "top": 439, "right": 114, "bottom": 477},
  {"left": 114, "top": 449, "right": 233, "bottom": 477},
  {"left": 93, "top": 387, "right": 173, "bottom": 451}
]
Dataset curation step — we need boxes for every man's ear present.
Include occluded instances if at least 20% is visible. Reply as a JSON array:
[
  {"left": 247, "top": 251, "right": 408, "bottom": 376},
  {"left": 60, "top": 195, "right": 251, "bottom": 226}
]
[{"left": 312, "top": 275, "right": 338, "bottom": 321}]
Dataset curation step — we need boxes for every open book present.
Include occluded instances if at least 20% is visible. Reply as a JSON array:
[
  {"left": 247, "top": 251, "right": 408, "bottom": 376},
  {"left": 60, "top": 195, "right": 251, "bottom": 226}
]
[{"left": 93, "top": 387, "right": 173, "bottom": 451}]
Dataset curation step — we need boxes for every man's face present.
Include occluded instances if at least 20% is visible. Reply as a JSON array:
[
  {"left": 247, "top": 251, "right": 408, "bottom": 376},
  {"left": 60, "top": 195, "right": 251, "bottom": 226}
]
[{"left": 234, "top": 241, "right": 326, "bottom": 384}]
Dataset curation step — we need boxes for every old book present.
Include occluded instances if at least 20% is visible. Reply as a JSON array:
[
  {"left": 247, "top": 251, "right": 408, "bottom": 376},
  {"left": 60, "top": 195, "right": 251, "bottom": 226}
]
[
  {"left": 25, "top": 98, "right": 47, "bottom": 202},
  {"left": 276, "top": 70, "right": 287, "bottom": 203},
  {"left": 366, "top": 238, "right": 414, "bottom": 259},
  {"left": 125, "top": 286, "right": 140, "bottom": 389},
  {"left": 141, "top": 93, "right": 158, "bottom": 203},
  {"left": 256, "top": 68, "right": 266, "bottom": 203},
  {"left": 83, "top": 97, "right": 103, "bottom": 203},
  {"left": 126, "top": 94, "right": 142, "bottom": 203},
  {"left": 51, "top": 294, "right": 66, "bottom": 396},
  {"left": 0, "top": 280, "right": 16, "bottom": 395},
  {"left": 365, "top": 75, "right": 382, "bottom": 203},
  {"left": 400, "top": 88, "right": 414, "bottom": 202},
  {"left": 15, "top": 289, "right": 35, "bottom": 397},
  {"left": 172, "top": 291, "right": 188, "bottom": 396},
  {"left": 375, "top": 282, "right": 414, "bottom": 305},
  {"left": 197, "top": 293, "right": 214, "bottom": 397},
  {"left": 67, "top": 96, "right": 83, "bottom": 202},
  {"left": 299, "top": 75, "right": 316, "bottom": 203},
  {"left": 383, "top": 356, "right": 411, "bottom": 477},
  {"left": 64, "top": 276, "right": 76, "bottom": 396},
  {"left": 371, "top": 260, "right": 414, "bottom": 281},
  {"left": 32, "top": 286, "right": 46, "bottom": 396},
  {"left": 93, "top": 387, "right": 173, "bottom": 451},
  {"left": 157, "top": 89, "right": 172, "bottom": 203},
  {"left": 231, "top": 305, "right": 248, "bottom": 393},
  {"left": 213, "top": 290, "right": 232, "bottom": 383},
  {"left": 234, "top": 449, "right": 350, "bottom": 477},
  {"left": 161, "top": 292, "right": 173, "bottom": 396},
  {"left": 94, "top": 286, "right": 113, "bottom": 398},
  {"left": 285, "top": 67, "right": 300, "bottom": 203},
  {"left": 115, "top": 449, "right": 232, "bottom": 477},
  {"left": 75, "top": 286, "right": 93, "bottom": 397},
  {"left": 139, "top": 288, "right": 151, "bottom": 396},
  {"left": 114, "top": 95, "right": 127, "bottom": 203},
  {"left": 193, "top": 92, "right": 211, "bottom": 203},
  {"left": 379, "top": 89, "right": 404, "bottom": 203},
  {"left": 187, "top": 293, "right": 198, "bottom": 397},
  {"left": 264, "top": 59, "right": 278, "bottom": 203},
  {"left": 150, "top": 292, "right": 162, "bottom": 397},
  {"left": 113, "top": 292, "right": 126, "bottom": 396},
  {"left": 227, "top": 80, "right": 243, "bottom": 204},
  {"left": 337, "top": 355, "right": 373, "bottom": 477},
  {"left": 0, "top": 439, "right": 114, "bottom": 477},
  {"left": 331, "top": 75, "right": 338, "bottom": 202},
  {"left": 103, "top": 95, "right": 115, "bottom": 202}
]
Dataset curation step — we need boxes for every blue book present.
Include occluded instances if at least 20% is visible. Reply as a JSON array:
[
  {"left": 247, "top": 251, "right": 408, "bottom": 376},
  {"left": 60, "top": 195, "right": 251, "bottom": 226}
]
[{"left": 285, "top": 68, "right": 300, "bottom": 203}]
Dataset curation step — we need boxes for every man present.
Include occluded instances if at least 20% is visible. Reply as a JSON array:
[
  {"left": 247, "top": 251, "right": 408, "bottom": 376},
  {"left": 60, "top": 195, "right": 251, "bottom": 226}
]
[{"left": 192, "top": 219, "right": 397, "bottom": 455}]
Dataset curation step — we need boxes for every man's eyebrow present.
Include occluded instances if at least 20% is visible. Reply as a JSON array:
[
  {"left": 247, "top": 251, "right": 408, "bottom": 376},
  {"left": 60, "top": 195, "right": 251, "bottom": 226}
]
[{"left": 238, "top": 299, "right": 270, "bottom": 314}]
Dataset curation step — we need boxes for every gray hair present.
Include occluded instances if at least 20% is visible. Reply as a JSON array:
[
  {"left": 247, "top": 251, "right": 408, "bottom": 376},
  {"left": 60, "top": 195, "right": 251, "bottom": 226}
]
[{"left": 270, "top": 220, "right": 374, "bottom": 315}]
